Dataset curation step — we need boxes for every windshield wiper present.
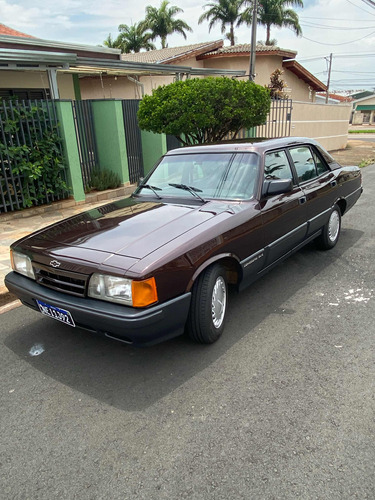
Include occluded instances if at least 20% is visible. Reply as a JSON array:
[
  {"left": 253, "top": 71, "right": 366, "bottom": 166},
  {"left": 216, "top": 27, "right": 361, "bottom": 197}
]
[
  {"left": 168, "top": 183, "right": 206, "bottom": 203},
  {"left": 138, "top": 184, "right": 162, "bottom": 199}
]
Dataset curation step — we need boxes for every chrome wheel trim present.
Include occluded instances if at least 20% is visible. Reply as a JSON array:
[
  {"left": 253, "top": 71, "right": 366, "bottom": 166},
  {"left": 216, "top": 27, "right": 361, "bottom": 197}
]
[
  {"left": 211, "top": 276, "right": 227, "bottom": 329},
  {"left": 328, "top": 210, "right": 340, "bottom": 243}
]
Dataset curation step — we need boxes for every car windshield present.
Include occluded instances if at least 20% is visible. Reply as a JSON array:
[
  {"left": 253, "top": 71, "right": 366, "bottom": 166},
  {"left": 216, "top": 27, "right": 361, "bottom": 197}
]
[{"left": 139, "top": 152, "right": 259, "bottom": 201}]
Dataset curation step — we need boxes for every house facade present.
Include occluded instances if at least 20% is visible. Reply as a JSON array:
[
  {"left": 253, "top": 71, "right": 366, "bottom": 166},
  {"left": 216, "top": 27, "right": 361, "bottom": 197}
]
[
  {"left": 92, "top": 41, "right": 326, "bottom": 101},
  {"left": 351, "top": 92, "right": 375, "bottom": 125},
  {"left": 0, "top": 28, "right": 244, "bottom": 101}
]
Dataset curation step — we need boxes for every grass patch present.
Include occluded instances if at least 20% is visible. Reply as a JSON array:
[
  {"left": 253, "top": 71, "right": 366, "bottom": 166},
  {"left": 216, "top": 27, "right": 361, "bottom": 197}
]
[
  {"left": 89, "top": 168, "right": 122, "bottom": 191},
  {"left": 359, "top": 158, "right": 375, "bottom": 168},
  {"left": 349, "top": 129, "right": 375, "bottom": 134}
]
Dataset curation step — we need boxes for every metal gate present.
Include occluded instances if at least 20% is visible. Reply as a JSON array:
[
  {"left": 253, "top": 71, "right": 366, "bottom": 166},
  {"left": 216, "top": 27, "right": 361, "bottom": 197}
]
[
  {"left": 166, "top": 135, "right": 182, "bottom": 151},
  {"left": 122, "top": 100, "right": 144, "bottom": 183},
  {"left": 257, "top": 98, "right": 292, "bottom": 138},
  {"left": 0, "top": 99, "right": 68, "bottom": 213},
  {"left": 72, "top": 100, "right": 98, "bottom": 190}
]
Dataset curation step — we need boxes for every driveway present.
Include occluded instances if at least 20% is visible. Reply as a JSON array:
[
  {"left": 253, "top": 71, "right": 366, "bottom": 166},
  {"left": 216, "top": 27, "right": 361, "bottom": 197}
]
[{"left": 1, "top": 166, "right": 374, "bottom": 499}]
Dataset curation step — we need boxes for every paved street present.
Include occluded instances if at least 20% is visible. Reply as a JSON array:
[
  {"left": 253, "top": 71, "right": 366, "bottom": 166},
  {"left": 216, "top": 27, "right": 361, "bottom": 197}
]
[{"left": 1, "top": 167, "right": 374, "bottom": 499}]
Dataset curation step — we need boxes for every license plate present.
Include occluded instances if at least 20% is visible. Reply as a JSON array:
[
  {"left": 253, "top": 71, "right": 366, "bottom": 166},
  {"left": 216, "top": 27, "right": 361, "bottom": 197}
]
[{"left": 36, "top": 300, "right": 75, "bottom": 327}]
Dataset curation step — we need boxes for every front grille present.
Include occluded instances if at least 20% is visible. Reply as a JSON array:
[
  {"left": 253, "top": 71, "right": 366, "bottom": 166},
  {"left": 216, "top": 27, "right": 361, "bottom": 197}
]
[{"left": 33, "top": 263, "right": 89, "bottom": 297}]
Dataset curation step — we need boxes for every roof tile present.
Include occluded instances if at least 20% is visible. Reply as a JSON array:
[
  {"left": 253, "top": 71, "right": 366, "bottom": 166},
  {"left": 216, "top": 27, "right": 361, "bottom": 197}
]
[
  {"left": 0, "top": 23, "right": 34, "bottom": 38},
  {"left": 121, "top": 40, "right": 223, "bottom": 64},
  {"left": 199, "top": 43, "right": 297, "bottom": 58}
]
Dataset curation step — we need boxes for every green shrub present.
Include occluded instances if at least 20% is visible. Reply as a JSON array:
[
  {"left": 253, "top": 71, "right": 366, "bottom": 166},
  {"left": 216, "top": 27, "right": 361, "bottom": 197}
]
[
  {"left": 0, "top": 99, "right": 68, "bottom": 208},
  {"left": 359, "top": 157, "right": 375, "bottom": 168},
  {"left": 89, "top": 169, "right": 122, "bottom": 191},
  {"left": 138, "top": 77, "right": 271, "bottom": 146}
]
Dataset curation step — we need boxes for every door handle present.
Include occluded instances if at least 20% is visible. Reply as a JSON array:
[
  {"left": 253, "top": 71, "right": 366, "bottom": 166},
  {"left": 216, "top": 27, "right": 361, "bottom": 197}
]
[
  {"left": 330, "top": 180, "right": 337, "bottom": 187},
  {"left": 299, "top": 196, "right": 307, "bottom": 205}
]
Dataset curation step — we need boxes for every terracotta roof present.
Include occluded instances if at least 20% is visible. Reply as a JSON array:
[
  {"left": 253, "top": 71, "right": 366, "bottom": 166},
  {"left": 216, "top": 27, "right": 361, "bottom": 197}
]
[
  {"left": 121, "top": 40, "right": 223, "bottom": 64},
  {"left": 0, "top": 23, "right": 34, "bottom": 38},
  {"left": 282, "top": 60, "right": 326, "bottom": 92},
  {"left": 197, "top": 44, "right": 297, "bottom": 60},
  {"left": 316, "top": 92, "right": 353, "bottom": 102}
]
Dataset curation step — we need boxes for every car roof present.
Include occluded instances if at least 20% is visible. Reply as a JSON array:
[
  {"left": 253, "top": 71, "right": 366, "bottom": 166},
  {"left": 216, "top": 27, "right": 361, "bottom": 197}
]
[{"left": 165, "top": 137, "right": 324, "bottom": 156}]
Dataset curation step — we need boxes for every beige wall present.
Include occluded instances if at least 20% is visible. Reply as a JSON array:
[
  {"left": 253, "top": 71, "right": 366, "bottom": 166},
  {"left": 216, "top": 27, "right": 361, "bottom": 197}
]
[
  {"left": 356, "top": 96, "right": 375, "bottom": 105},
  {"left": 0, "top": 70, "right": 75, "bottom": 99},
  {"left": 0, "top": 70, "right": 50, "bottom": 90},
  {"left": 57, "top": 73, "right": 75, "bottom": 99},
  {"left": 289, "top": 101, "right": 351, "bottom": 150},
  {"left": 201, "top": 54, "right": 313, "bottom": 101},
  {"left": 79, "top": 56, "right": 204, "bottom": 99},
  {"left": 79, "top": 54, "right": 314, "bottom": 101},
  {"left": 79, "top": 74, "right": 178, "bottom": 99}
]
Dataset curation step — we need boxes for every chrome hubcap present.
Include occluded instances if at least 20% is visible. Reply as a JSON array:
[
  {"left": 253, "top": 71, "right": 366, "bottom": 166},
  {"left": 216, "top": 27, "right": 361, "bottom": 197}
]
[
  {"left": 328, "top": 210, "right": 340, "bottom": 242},
  {"left": 211, "top": 276, "right": 227, "bottom": 329}
]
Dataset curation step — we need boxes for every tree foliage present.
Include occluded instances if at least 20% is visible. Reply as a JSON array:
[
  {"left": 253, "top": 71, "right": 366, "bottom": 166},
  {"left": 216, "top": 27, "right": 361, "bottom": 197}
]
[
  {"left": 0, "top": 100, "right": 68, "bottom": 208},
  {"left": 243, "top": 0, "right": 303, "bottom": 44},
  {"left": 117, "top": 23, "right": 155, "bottom": 53},
  {"left": 103, "top": 23, "right": 155, "bottom": 53},
  {"left": 267, "top": 68, "right": 288, "bottom": 98},
  {"left": 138, "top": 77, "right": 271, "bottom": 146},
  {"left": 199, "top": 0, "right": 245, "bottom": 46},
  {"left": 141, "top": 0, "right": 192, "bottom": 49}
]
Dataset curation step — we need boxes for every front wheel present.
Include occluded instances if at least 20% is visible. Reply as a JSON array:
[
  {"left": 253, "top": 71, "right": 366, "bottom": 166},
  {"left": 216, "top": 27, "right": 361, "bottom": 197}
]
[
  {"left": 316, "top": 205, "right": 341, "bottom": 250},
  {"left": 187, "top": 264, "right": 228, "bottom": 344}
]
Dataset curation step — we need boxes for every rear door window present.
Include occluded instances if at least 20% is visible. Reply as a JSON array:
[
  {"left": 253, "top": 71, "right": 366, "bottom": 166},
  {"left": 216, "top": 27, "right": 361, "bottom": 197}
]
[
  {"left": 289, "top": 146, "right": 317, "bottom": 183},
  {"left": 264, "top": 150, "right": 294, "bottom": 181}
]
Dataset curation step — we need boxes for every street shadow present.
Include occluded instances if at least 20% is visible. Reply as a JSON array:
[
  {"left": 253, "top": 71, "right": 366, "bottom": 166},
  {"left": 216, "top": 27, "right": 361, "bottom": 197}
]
[{"left": 3, "top": 228, "right": 364, "bottom": 412}]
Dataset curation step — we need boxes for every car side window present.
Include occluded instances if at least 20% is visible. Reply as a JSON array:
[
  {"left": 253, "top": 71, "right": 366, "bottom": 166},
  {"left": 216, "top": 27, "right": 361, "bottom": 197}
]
[
  {"left": 264, "top": 150, "right": 293, "bottom": 181},
  {"left": 289, "top": 146, "right": 317, "bottom": 183},
  {"left": 312, "top": 149, "right": 329, "bottom": 175}
]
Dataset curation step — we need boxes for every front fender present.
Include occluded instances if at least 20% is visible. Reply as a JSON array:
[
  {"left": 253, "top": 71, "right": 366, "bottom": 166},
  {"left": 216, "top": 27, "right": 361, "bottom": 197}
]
[{"left": 186, "top": 253, "right": 242, "bottom": 292}]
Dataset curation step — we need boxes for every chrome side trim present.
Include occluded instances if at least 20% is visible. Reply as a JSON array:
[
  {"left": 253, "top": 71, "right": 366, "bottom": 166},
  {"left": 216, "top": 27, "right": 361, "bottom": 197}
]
[
  {"left": 309, "top": 207, "right": 331, "bottom": 224},
  {"left": 345, "top": 186, "right": 362, "bottom": 201},
  {"left": 268, "top": 222, "right": 307, "bottom": 249},
  {"left": 241, "top": 249, "right": 264, "bottom": 268}
]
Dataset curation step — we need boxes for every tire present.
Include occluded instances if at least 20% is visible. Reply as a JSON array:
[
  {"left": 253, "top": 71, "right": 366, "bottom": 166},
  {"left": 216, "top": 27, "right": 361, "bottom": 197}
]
[
  {"left": 187, "top": 264, "right": 228, "bottom": 344},
  {"left": 316, "top": 204, "right": 341, "bottom": 250}
]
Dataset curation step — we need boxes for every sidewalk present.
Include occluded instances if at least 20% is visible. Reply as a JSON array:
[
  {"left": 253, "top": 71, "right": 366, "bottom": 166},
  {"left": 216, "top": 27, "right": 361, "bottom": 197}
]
[{"left": 1, "top": 137, "right": 374, "bottom": 307}]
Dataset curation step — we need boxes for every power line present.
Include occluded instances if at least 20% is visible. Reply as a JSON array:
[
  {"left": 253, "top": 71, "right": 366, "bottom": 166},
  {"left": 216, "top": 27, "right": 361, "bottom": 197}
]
[
  {"left": 360, "top": 0, "right": 375, "bottom": 8},
  {"left": 300, "top": 16, "right": 375, "bottom": 21},
  {"left": 332, "top": 69, "right": 375, "bottom": 74},
  {"left": 345, "top": 0, "right": 375, "bottom": 16},
  {"left": 300, "top": 30, "right": 375, "bottom": 46},
  {"left": 301, "top": 21, "right": 375, "bottom": 30},
  {"left": 297, "top": 53, "right": 375, "bottom": 62}
]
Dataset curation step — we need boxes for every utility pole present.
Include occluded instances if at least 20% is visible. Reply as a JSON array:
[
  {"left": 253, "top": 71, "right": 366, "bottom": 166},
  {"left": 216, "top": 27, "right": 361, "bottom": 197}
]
[
  {"left": 325, "top": 53, "right": 333, "bottom": 104},
  {"left": 249, "top": 0, "right": 258, "bottom": 81}
]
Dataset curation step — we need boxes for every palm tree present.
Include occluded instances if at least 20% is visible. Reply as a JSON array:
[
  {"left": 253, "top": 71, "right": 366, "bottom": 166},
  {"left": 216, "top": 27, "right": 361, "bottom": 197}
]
[
  {"left": 117, "top": 23, "right": 156, "bottom": 53},
  {"left": 141, "top": 1, "right": 192, "bottom": 49},
  {"left": 103, "top": 34, "right": 118, "bottom": 48},
  {"left": 243, "top": 0, "right": 303, "bottom": 45},
  {"left": 199, "top": 0, "right": 245, "bottom": 47}
]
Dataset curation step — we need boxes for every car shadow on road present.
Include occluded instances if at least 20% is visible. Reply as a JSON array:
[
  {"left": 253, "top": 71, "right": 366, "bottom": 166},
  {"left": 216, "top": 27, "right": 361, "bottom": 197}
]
[{"left": 4, "top": 228, "right": 364, "bottom": 412}]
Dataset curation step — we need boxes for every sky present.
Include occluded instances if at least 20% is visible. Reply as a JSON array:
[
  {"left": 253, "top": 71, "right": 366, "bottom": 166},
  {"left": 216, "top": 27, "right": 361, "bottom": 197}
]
[{"left": 1, "top": 0, "right": 375, "bottom": 92}]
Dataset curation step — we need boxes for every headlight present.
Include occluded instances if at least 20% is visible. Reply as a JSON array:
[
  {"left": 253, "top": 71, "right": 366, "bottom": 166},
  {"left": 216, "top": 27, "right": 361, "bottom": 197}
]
[
  {"left": 88, "top": 273, "right": 158, "bottom": 308},
  {"left": 11, "top": 250, "right": 35, "bottom": 280}
]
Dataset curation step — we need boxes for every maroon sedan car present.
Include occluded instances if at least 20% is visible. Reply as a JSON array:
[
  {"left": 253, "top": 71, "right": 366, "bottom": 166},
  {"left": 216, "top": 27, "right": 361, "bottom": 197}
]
[{"left": 5, "top": 138, "right": 362, "bottom": 345}]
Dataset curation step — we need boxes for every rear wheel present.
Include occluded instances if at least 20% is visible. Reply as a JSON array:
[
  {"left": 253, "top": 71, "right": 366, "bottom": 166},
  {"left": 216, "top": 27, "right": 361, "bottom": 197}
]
[
  {"left": 187, "top": 264, "right": 228, "bottom": 344},
  {"left": 316, "top": 204, "right": 341, "bottom": 250}
]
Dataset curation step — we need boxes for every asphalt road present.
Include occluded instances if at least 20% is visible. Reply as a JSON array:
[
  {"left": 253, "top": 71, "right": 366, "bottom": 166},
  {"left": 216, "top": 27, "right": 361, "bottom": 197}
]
[{"left": 1, "top": 167, "right": 374, "bottom": 500}]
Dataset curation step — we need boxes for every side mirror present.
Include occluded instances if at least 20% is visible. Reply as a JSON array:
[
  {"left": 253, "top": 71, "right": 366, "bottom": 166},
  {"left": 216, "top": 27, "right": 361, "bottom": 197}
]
[
  {"left": 137, "top": 177, "right": 144, "bottom": 187},
  {"left": 265, "top": 178, "right": 293, "bottom": 196}
]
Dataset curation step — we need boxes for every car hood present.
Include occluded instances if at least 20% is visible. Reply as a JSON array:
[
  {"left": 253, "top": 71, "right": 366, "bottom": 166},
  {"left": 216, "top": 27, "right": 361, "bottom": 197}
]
[{"left": 26, "top": 197, "right": 233, "bottom": 259}]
